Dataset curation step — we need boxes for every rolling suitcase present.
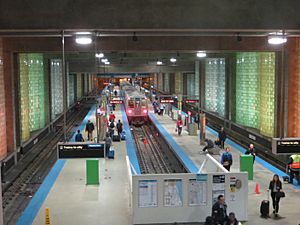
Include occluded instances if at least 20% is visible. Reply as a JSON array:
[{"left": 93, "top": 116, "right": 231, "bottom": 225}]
[
  {"left": 260, "top": 190, "right": 270, "bottom": 217},
  {"left": 108, "top": 147, "right": 115, "bottom": 159},
  {"left": 120, "top": 131, "right": 126, "bottom": 140},
  {"left": 112, "top": 134, "right": 120, "bottom": 142}
]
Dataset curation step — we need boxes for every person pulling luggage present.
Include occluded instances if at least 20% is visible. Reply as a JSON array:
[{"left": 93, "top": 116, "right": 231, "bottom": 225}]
[{"left": 268, "top": 174, "right": 283, "bottom": 216}]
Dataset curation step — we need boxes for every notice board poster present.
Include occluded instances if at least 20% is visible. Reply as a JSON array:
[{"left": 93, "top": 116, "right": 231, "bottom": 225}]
[
  {"left": 189, "top": 179, "right": 207, "bottom": 206},
  {"left": 212, "top": 175, "right": 225, "bottom": 204},
  {"left": 164, "top": 179, "right": 183, "bottom": 207},
  {"left": 138, "top": 180, "right": 158, "bottom": 208}
]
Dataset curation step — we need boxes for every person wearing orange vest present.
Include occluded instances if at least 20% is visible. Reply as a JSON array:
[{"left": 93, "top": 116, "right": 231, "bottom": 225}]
[{"left": 288, "top": 154, "right": 300, "bottom": 185}]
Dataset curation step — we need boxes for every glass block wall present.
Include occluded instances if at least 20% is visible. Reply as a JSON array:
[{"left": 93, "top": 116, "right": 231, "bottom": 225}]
[
  {"left": 0, "top": 40, "right": 7, "bottom": 158},
  {"left": 288, "top": 39, "right": 300, "bottom": 137},
  {"left": 84, "top": 73, "right": 88, "bottom": 95},
  {"left": 19, "top": 53, "right": 46, "bottom": 142},
  {"left": 205, "top": 58, "right": 226, "bottom": 117},
  {"left": 68, "top": 74, "right": 75, "bottom": 106},
  {"left": 175, "top": 72, "right": 183, "bottom": 94},
  {"left": 76, "top": 73, "right": 82, "bottom": 100},
  {"left": 186, "top": 73, "right": 196, "bottom": 98},
  {"left": 158, "top": 73, "right": 164, "bottom": 91},
  {"left": 235, "top": 52, "right": 275, "bottom": 137},
  {"left": 50, "top": 59, "right": 63, "bottom": 120},
  {"left": 163, "top": 73, "right": 170, "bottom": 93}
]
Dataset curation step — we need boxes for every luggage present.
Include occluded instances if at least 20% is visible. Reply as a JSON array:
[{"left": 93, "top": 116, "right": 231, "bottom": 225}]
[
  {"left": 260, "top": 190, "right": 270, "bottom": 217},
  {"left": 113, "top": 134, "right": 120, "bottom": 142},
  {"left": 120, "top": 131, "right": 126, "bottom": 140},
  {"left": 108, "top": 147, "right": 115, "bottom": 159}
]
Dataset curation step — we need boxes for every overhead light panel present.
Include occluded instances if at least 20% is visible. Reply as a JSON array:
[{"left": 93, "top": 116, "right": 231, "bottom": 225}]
[
  {"left": 75, "top": 32, "right": 92, "bottom": 45},
  {"left": 95, "top": 53, "right": 104, "bottom": 58},
  {"left": 268, "top": 33, "right": 287, "bottom": 45},
  {"left": 157, "top": 61, "right": 163, "bottom": 65},
  {"left": 104, "top": 61, "right": 110, "bottom": 65},
  {"left": 196, "top": 51, "right": 207, "bottom": 58},
  {"left": 101, "top": 58, "right": 108, "bottom": 63},
  {"left": 170, "top": 57, "right": 176, "bottom": 63}
]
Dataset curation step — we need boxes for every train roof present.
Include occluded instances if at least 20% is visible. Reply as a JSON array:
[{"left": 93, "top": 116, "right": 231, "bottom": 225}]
[{"left": 121, "top": 81, "right": 146, "bottom": 99}]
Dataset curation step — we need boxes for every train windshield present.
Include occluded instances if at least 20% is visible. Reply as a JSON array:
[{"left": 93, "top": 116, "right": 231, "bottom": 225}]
[
  {"left": 141, "top": 99, "right": 147, "bottom": 107},
  {"left": 128, "top": 100, "right": 134, "bottom": 108}
]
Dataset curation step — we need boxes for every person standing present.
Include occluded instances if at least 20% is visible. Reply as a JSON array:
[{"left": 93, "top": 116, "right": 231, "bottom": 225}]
[
  {"left": 85, "top": 120, "right": 95, "bottom": 141},
  {"left": 105, "top": 132, "right": 112, "bottom": 157},
  {"left": 109, "top": 111, "right": 116, "bottom": 122},
  {"left": 108, "top": 119, "right": 115, "bottom": 138},
  {"left": 225, "top": 212, "right": 242, "bottom": 225},
  {"left": 194, "top": 113, "right": 200, "bottom": 130},
  {"left": 221, "top": 147, "right": 233, "bottom": 171},
  {"left": 218, "top": 127, "right": 227, "bottom": 149},
  {"left": 159, "top": 103, "right": 165, "bottom": 115},
  {"left": 245, "top": 143, "right": 256, "bottom": 164},
  {"left": 212, "top": 195, "right": 228, "bottom": 225},
  {"left": 116, "top": 119, "right": 123, "bottom": 136},
  {"left": 287, "top": 154, "right": 300, "bottom": 185},
  {"left": 75, "top": 130, "right": 84, "bottom": 142},
  {"left": 176, "top": 117, "right": 183, "bottom": 135},
  {"left": 268, "top": 174, "right": 283, "bottom": 216}
]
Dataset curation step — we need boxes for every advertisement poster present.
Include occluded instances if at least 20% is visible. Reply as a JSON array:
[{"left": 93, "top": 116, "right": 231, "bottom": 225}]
[
  {"left": 189, "top": 179, "right": 207, "bottom": 206},
  {"left": 212, "top": 175, "right": 225, "bottom": 203},
  {"left": 138, "top": 180, "right": 158, "bottom": 207},
  {"left": 164, "top": 179, "right": 183, "bottom": 207}
]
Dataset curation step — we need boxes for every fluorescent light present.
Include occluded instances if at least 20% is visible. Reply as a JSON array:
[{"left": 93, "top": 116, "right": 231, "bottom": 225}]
[
  {"left": 170, "top": 57, "right": 176, "bottom": 63},
  {"left": 95, "top": 53, "right": 104, "bottom": 58},
  {"left": 104, "top": 61, "right": 110, "bottom": 65},
  {"left": 157, "top": 61, "right": 163, "bottom": 65},
  {"left": 76, "top": 32, "right": 92, "bottom": 35},
  {"left": 101, "top": 58, "right": 108, "bottom": 63},
  {"left": 75, "top": 36, "right": 92, "bottom": 45},
  {"left": 197, "top": 51, "right": 207, "bottom": 57},
  {"left": 268, "top": 35, "right": 287, "bottom": 45}
]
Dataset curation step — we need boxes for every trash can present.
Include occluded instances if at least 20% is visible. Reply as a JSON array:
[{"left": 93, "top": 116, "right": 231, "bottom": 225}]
[
  {"left": 86, "top": 159, "right": 99, "bottom": 185},
  {"left": 188, "top": 123, "right": 198, "bottom": 136},
  {"left": 240, "top": 155, "right": 253, "bottom": 180}
]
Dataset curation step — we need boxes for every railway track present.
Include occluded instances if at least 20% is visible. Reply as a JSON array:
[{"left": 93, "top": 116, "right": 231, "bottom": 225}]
[
  {"left": 2, "top": 104, "right": 91, "bottom": 225},
  {"left": 132, "top": 124, "right": 172, "bottom": 174}
]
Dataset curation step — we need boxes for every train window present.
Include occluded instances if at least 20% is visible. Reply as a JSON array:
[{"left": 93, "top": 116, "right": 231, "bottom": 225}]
[
  {"left": 141, "top": 99, "right": 147, "bottom": 106},
  {"left": 128, "top": 100, "right": 134, "bottom": 108}
]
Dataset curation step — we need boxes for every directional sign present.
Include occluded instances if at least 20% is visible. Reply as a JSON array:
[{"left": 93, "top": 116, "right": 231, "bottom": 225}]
[
  {"left": 272, "top": 138, "right": 300, "bottom": 154},
  {"left": 185, "top": 99, "right": 199, "bottom": 103},
  {"left": 57, "top": 142, "right": 105, "bottom": 158}
]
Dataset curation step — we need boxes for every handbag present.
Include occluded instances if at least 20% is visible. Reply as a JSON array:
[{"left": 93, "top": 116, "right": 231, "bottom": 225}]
[{"left": 276, "top": 191, "right": 285, "bottom": 198}]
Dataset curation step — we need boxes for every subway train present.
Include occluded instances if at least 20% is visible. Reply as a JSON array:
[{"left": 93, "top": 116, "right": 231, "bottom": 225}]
[{"left": 121, "top": 81, "right": 149, "bottom": 125}]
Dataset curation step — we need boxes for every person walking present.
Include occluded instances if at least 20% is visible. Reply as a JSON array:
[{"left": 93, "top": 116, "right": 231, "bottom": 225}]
[
  {"left": 85, "top": 120, "right": 95, "bottom": 141},
  {"left": 221, "top": 147, "right": 233, "bottom": 171},
  {"left": 75, "top": 130, "right": 84, "bottom": 142},
  {"left": 109, "top": 111, "right": 116, "bottom": 122},
  {"left": 218, "top": 127, "right": 227, "bottom": 149},
  {"left": 176, "top": 117, "right": 183, "bottom": 135},
  {"left": 287, "top": 153, "right": 300, "bottom": 185},
  {"left": 212, "top": 195, "right": 228, "bottom": 225},
  {"left": 225, "top": 212, "right": 242, "bottom": 225},
  {"left": 245, "top": 143, "right": 256, "bottom": 164},
  {"left": 105, "top": 132, "right": 112, "bottom": 157},
  {"left": 116, "top": 119, "right": 123, "bottom": 136},
  {"left": 108, "top": 119, "right": 115, "bottom": 138},
  {"left": 268, "top": 174, "right": 283, "bottom": 216}
]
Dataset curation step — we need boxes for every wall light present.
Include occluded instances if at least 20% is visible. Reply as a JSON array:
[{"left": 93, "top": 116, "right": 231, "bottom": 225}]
[
  {"left": 268, "top": 34, "right": 287, "bottom": 45},
  {"left": 157, "top": 61, "right": 163, "bottom": 65},
  {"left": 170, "top": 57, "right": 176, "bottom": 63},
  {"left": 196, "top": 51, "right": 207, "bottom": 58},
  {"left": 95, "top": 53, "right": 104, "bottom": 58}
]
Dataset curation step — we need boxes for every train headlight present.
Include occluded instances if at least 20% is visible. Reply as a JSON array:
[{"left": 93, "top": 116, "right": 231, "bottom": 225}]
[
  {"left": 128, "top": 109, "right": 133, "bottom": 114},
  {"left": 143, "top": 109, "right": 148, "bottom": 114}
]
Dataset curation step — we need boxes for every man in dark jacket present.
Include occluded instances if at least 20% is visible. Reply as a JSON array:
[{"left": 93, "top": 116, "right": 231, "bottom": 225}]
[
  {"left": 116, "top": 120, "right": 123, "bottom": 136},
  {"left": 245, "top": 143, "right": 256, "bottom": 164},
  {"left": 203, "top": 139, "right": 214, "bottom": 152},
  {"left": 218, "top": 127, "right": 227, "bottom": 149},
  {"left": 75, "top": 130, "right": 84, "bottom": 142},
  {"left": 225, "top": 212, "right": 242, "bottom": 225},
  {"left": 85, "top": 120, "right": 95, "bottom": 141},
  {"left": 212, "top": 195, "right": 228, "bottom": 225}
]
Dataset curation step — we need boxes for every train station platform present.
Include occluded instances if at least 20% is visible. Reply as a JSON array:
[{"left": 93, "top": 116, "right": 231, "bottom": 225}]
[
  {"left": 149, "top": 111, "right": 300, "bottom": 225},
  {"left": 16, "top": 105, "right": 132, "bottom": 225}
]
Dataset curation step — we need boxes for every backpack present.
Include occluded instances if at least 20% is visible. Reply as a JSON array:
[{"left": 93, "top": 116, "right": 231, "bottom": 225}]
[{"left": 109, "top": 122, "right": 115, "bottom": 128}]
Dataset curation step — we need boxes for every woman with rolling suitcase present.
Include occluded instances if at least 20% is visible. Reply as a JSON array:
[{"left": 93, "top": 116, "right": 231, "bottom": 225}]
[{"left": 268, "top": 174, "right": 284, "bottom": 216}]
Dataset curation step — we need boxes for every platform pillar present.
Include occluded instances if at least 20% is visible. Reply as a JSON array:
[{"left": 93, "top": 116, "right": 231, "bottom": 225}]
[
  {"left": 86, "top": 159, "right": 99, "bottom": 185},
  {"left": 240, "top": 155, "right": 253, "bottom": 180}
]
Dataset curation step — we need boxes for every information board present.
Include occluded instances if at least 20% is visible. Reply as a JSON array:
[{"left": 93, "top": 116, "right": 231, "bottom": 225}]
[
  {"left": 189, "top": 179, "right": 207, "bottom": 206},
  {"left": 138, "top": 180, "right": 158, "bottom": 208},
  {"left": 164, "top": 179, "right": 183, "bottom": 207},
  {"left": 272, "top": 138, "right": 300, "bottom": 154},
  {"left": 212, "top": 175, "right": 225, "bottom": 203},
  {"left": 57, "top": 142, "right": 105, "bottom": 158}
]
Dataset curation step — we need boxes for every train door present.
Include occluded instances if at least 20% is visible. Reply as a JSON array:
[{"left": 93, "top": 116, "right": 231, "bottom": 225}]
[{"left": 135, "top": 98, "right": 141, "bottom": 115}]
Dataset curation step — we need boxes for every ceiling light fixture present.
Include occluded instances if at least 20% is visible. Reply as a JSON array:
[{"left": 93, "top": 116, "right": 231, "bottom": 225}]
[
  {"left": 268, "top": 33, "right": 287, "bottom": 45},
  {"left": 101, "top": 58, "right": 108, "bottom": 63},
  {"left": 75, "top": 32, "right": 92, "bottom": 45},
  {"left": 170, "top": 57, "right": 176, "bottom": 63},
  {"left": 95, "top": 53, "right": 104, "bottom": 58},
  {"left": 196, "top": 51, "right": 207, "bottom": 58},
  {"left": 104, "top": 61, "right": 110, "bottom": 65},
  {"left": 157, "top": 61, "right": 163, "bottom": 65}
]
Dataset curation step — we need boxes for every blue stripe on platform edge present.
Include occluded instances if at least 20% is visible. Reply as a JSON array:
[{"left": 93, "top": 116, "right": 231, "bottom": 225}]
[
  {"left": 149, "top": 113, "right": 198, "bottom": 173},
  {"left": 69, "top": 104, "right": 97, "bottom": 142},
  {"left": 15, "top": 159, "right": 66, "bottom": 225},
  {"left": 206, "top": 126, "right": 300, "bottom": 190},
  {"left": 121, "top": 105, "right": 141, "bottom": 174}
]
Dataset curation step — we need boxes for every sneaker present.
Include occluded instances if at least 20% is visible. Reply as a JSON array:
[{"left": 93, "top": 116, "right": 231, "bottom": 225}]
[{"left": 273, "top": 210, "right": 275, "bottom": 214}]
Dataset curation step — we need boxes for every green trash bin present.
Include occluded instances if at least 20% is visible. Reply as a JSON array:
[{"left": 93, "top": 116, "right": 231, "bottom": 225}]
[
  {"left": 86, "top": 159, "right": 99, "bottom": 185},
  {"left": 240, "top": 155, "right": 253, "bottom": 180}
]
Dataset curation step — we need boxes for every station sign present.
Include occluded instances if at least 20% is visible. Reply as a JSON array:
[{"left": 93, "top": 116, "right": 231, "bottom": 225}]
[
  {"left": 160, "top": 97, "right": 174, "bottom": 103},
  {"left": 185, "top": 99, "right": 199, "bottom": 103},
  {"left": 272, "top": 138, "right": 300, "bottom": 154},
  {"left": 57, "top": 142, "right": 105, "bottom": 158},
  {"left": 110, "top": 97, "right": 123, "bottom": 104}
]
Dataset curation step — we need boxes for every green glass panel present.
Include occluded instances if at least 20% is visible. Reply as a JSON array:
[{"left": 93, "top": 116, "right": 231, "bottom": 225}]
[
  {"left": 236, "top": 53, "right": 260, "bottom": 129},
  {"left": 259, "top": 53, "right": 275, "bottom": 137},
  {"left": 68, "top": 74, "right": 75, "bottom": 106},
  {"left": 50, "top": 59, "right": 63, "bottom": 120},
  {"left": 77, "top": 73, "right": 82, "bottom": 99},
  {"left": 19, "top": 54, "right": 30, "bottom": 142},
  {"left": 205, "top": 58, "right": 226, "bottom": 117}
]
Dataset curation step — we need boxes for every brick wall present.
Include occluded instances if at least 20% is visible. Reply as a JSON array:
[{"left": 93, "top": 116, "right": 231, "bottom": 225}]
[{"left": 0, "top": 38, "right": 8, "bottom": 159}]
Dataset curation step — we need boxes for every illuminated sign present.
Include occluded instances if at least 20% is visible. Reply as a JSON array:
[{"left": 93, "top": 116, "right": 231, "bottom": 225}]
[
  {"left": 110, "top": 100, "right": 123, "bottom": 104},
  {"left": 160, "top": 97, "right": 174, "bottom": 103},
  {"left": 272, "top": 138, "right": 300, "bottom": 154},
  {"left": 57, "top": 142, "right": 105, "bottom": 158},
  {"left": 185, "top": 99, "right": 199, "bottom": 103}
]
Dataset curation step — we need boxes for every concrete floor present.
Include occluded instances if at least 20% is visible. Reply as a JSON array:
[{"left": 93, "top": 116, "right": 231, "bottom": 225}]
[{"left": 152, "top": 112, "right": 300, "bottom": 225}]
